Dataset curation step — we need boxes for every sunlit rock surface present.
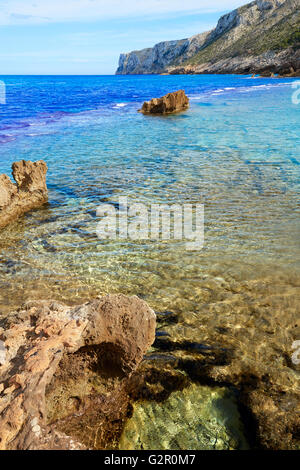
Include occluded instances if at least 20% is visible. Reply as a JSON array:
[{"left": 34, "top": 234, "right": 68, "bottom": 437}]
[
  {"left": 0, "top": 295, "right": 156, "bottom": 450},
  {"left": 139, "top": 90, "right": 189, "bottom": 115},
  {"left": 0, "top": 160, "right": 48, "bottom": 230}
]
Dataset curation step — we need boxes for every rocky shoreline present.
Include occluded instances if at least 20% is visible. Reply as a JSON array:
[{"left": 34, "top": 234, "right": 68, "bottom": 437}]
[
  {"left": 165, "top": 48, "right": 300, "bottom": 77},
  {"left": 118, "top": 48, "right": 300, "bottom": 79}
]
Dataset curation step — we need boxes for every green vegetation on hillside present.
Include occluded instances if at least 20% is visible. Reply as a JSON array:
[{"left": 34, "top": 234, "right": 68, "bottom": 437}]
[{"left": 182, "top": 10, "right": 300, "bottom": 67}]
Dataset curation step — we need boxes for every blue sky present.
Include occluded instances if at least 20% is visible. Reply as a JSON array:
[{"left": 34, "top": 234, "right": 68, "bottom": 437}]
[{"left": 0, "top": 1, "right": 246, "bottom": 74}]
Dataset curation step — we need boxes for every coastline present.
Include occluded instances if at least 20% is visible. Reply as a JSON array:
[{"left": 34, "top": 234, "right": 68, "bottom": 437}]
[
  {"left": 116, "top": 1, "right": 299, "bottom": 78},
  {"left": 117, "top": 53, "right": 300, "bottom": 78},
  {"left": 0, "top": 0, "right": 299, "bottom": 454}
]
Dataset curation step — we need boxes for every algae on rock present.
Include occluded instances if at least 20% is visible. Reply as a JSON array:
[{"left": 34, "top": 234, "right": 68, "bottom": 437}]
[{"left": 119, "top": 383, "right": 249, "bottom": 450}]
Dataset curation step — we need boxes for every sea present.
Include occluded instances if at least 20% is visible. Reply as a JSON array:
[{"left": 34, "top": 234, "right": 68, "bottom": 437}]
[{"left": 0, "top": 74, "right": 299, "bottom": 448}]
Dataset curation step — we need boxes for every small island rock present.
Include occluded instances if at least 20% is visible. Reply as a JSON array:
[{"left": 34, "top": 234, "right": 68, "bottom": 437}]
[{"left": 139, "top": 90, "right": 189, "bottom": 115}]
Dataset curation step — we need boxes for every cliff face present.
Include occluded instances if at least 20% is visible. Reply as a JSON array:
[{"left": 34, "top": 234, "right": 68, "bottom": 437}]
[
  {"left": 116, "top": 0, "right": 300, "bottom": 75},
  {"left": 115, "top": 33, "right": 211, "bottom": 75}
]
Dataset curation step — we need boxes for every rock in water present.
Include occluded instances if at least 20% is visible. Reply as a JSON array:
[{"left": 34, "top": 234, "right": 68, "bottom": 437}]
[
  {"left": 0, "top": 295, "right": 156, "bottom": 450},
  {"left": 0, "top": 160, "right": 48, "bottom": 230},
  {"left": 139, "top": 90, "right": 189, "bottom": 115}
]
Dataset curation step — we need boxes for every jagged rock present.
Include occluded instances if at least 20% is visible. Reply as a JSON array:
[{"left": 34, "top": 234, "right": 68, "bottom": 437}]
[
  {"left": 0, "top": 175, "right": 17, "bottom": 210},
  {"left": 0, "top": 295, "right": 156, "bottom": 450},
  {"left": 139, "top": 90, "right": 189, "bottom": 115},
  {"left": 116, "top": 0, "right": 299, "bottom": 76},
  {"left": 0, "top": 160, "right": 48, "bottom": 230}
]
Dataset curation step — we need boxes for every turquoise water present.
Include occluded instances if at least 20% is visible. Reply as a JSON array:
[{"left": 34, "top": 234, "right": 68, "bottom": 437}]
[{"left": 0, "top": 75, "right": 299, "bottom": 313}]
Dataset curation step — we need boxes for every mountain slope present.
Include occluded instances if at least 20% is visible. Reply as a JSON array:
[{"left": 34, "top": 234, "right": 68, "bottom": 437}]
[{"left": 116, "top": 0, "right": 300, "bottom": 75}]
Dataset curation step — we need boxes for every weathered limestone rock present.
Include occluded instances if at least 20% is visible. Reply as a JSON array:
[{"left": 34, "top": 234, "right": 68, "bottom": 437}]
[
  {"left": 0, "top": 295, "right": 156, "bottom": 450},
  {"left": 0, "top": 160, "right": 48, "bottom": 230},
  {"left": 139, "top": 90, "right": 189, "bottom": 115},
  {"left": 116, "top": 32, "right": 211, "bottom": 75},
  {"left": 0, "top": 175, "right": 17, "bottom": 210}
]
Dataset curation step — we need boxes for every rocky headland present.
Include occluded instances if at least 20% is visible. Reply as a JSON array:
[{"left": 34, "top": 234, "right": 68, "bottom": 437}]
[
  {"left": 116, "top": 0, "right": 300, "bottom": 76},
  {"left": 139, "top": 90, "right": 189, "bottom": 115},
  {"left": 0, "top": 160, "right": 48, "bottom": 230}
]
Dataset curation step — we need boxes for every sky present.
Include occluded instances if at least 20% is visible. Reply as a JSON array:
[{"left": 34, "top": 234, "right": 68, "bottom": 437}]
[{"left": 0, "top": 1, "right": 247, "bottom": 74}]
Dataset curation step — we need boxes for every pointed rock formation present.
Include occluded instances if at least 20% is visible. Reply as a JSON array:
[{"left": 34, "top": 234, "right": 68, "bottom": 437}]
[
  {"left": 139, "top": 90, "right": 189, "bottom": 115},
  {"left": 0, "top": 160, "right": 48, "bottom": 230}
]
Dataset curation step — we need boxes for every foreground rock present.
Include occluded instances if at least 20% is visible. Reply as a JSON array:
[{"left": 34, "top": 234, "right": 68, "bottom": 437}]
[
  {"left": 0, "top": 295, "right": 156, "bottom": 450},
  {"left": 139, "top": 90, "right": 189, "bottom": 115},
  {"left": 0, "top": 160, "right": 48, "bottom": 230}
]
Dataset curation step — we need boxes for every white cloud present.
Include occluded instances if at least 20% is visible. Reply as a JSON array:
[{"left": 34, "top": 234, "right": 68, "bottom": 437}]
[{"left": 0, "top": 0, "right": 246, "bottom": 25}]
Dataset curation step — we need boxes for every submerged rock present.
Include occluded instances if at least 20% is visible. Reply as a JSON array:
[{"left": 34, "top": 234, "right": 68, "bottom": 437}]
[
  {"left": 119, "top": 383, "right": 249, "bottom": 450},
  {"left": 139, "top": 90, "right": 189, "bottom": 115},
  {"left": 152, "top": 275, "right": 300, "bottom": 450},
  {"left": 0, "top": 160, "right": 48, "bottom": 230},
  {"left": 0, "top": 295, "right": 156, "bottom": 450}
]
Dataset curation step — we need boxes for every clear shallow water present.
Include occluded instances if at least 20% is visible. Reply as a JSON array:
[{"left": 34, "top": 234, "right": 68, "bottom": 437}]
[{"left": 0, "top": 74, "right": 299, "bottom": 315}]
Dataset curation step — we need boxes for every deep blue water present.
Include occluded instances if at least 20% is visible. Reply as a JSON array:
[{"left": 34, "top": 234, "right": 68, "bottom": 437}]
[
  {"left": 0, "top": 74, "right": 299, "bottom": 313},
  {"left": 0, "top": 74, "right": 297, "bottom": 146}
]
